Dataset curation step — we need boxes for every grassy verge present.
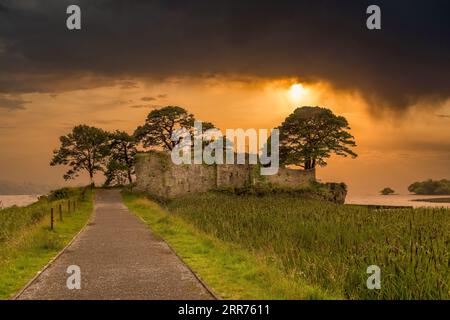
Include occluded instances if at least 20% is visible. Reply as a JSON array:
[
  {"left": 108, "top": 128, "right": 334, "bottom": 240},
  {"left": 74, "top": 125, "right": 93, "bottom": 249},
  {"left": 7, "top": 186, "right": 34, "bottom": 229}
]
[
  {"left": 123, "top": 192, "right": 334, "bottom": 299},
  {"left": 124, "top": 191, "right": 449, "bottom": 300},
  {"left": 0, "top": 189, "right": 93, "bottom": 299}
]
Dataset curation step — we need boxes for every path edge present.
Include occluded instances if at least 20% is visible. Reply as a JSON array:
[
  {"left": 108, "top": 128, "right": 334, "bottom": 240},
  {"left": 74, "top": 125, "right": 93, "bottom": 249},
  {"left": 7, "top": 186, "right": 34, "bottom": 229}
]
[
  {"left": 11, "top": 195, "right": 96, "bottom": 300},
  {"left": 130, "top": 206, "right": 221, "bottom": 300}
]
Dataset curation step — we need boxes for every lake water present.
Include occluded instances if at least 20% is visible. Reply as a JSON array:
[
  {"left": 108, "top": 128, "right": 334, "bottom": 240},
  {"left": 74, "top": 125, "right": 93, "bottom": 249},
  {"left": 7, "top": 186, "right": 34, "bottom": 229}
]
[
  {"left": 0, "top": 195, "right": 40, "bottom": 209},
  {"left": 346, "top": 194, "right": 450, "bottom": 208}
]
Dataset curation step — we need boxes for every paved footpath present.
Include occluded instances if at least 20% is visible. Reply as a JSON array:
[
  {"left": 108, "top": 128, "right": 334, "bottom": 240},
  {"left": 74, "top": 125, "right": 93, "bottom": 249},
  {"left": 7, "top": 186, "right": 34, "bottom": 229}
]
[{"left": 15, "top": 189, "right": 215, "bottom": 300}]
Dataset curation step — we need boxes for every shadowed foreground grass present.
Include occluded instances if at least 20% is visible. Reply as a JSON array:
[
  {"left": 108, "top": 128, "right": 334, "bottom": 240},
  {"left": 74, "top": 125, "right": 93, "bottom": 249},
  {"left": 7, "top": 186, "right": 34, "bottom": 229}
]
[
  {"left": 0, "top": 190, "right": 93, "bottom": 299},
  {"left": 123, "top": 192, "right": 333, "bottom": 299},
  {"left": 125, "top": 192, "right": 449, "bottom": 300}
]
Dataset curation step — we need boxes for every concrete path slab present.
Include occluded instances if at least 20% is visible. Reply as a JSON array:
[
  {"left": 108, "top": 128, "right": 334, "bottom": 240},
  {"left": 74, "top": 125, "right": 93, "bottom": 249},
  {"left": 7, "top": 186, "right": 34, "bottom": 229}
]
[{"left": 15, "top": 189, "right": 215, "bottom": 300}]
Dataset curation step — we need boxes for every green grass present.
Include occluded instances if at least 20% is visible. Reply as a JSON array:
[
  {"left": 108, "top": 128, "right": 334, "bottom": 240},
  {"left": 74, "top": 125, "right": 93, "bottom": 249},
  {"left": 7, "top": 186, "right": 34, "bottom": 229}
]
[
  {"left": 123, "top": 192, "right": 334, "bottom": 299},
  {"left": 0, "top": 189, "right": 93, "bottom": 299},
  {"left": 124, "top": 192, "right": 449, "bottom": 300}
]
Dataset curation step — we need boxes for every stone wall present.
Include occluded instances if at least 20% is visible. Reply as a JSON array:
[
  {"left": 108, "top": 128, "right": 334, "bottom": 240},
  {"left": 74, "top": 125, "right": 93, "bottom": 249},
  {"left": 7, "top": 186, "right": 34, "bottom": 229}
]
[
  {"left": 265, "top": 167, "right": 315, "bottom": 187},
  {"left": 216, "top": 164, "right": 253, "bottom": 187},
  {"left": 135, "top": 152, "right": 316, "bottom": 198}
]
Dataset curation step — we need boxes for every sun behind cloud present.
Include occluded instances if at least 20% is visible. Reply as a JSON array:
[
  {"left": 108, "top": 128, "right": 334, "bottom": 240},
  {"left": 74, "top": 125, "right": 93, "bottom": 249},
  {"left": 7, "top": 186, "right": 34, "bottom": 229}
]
[{"left": 288, "top": 83, "right": 308, "bottom": 103}]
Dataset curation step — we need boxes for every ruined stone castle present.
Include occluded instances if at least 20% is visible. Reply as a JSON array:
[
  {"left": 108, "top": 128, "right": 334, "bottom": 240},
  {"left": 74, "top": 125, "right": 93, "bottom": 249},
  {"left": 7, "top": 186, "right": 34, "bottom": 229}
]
[{"left": 134, "top": 151, "right": 316, "bottom": 198}]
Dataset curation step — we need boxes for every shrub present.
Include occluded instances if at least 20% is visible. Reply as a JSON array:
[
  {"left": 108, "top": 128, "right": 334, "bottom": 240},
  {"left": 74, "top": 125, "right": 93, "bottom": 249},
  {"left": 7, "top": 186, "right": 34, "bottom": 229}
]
[
  {"left": 45, "top": 188, "right": 72, "bottom": 201},
  {"left": 380, "top": 187, "right": 395, "bottom": 195},
  {"left": 408, "top": 179, "right": 450, "bottom": 195}
]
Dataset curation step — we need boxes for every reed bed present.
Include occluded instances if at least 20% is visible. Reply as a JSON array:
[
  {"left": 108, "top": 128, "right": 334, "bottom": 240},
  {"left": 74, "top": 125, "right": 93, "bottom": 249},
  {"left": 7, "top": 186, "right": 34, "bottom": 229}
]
[{"left": 167, "top": 193, "right": 449, "bottom": 299}]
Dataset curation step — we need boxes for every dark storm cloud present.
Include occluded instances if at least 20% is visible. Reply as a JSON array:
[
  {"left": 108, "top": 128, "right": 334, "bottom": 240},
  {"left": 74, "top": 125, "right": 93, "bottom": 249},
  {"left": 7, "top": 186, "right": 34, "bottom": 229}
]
[
  {"left": 0, "top": 0, "right": 449, "bottom": 112},
  {"left": 129, "top": 104, "right": 160, "bottom": 109},
  {"left": 0, "top": 95, "right": 30, "bottom": 110},
  {"left": 94, "top": 119, "right": 127, "bottom": 125},
  {"left": 141, "top": 96, "right": 157, "bottom": 101},
  {"left": 119, "top": 80, "right": 140, "bottom": 89}
]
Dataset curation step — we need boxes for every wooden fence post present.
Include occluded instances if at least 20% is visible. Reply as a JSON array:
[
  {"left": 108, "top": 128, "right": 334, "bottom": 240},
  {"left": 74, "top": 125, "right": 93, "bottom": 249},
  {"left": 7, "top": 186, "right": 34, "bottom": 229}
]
[
  {"left": 50, "top": 208, "right": 54, "bottom": 230},
  {"left": 59, "top": 203, "right": 63, "bottom": 221},
  {"left": 68, "top": 200, "right": 71, "bottom": 214}
]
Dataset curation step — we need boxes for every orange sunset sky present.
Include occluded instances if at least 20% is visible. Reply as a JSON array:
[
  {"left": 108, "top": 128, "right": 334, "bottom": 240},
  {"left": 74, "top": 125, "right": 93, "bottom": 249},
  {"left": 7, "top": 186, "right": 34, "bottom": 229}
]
[{"left": 1, "top": 76, "right": 450, "bottom": 195}]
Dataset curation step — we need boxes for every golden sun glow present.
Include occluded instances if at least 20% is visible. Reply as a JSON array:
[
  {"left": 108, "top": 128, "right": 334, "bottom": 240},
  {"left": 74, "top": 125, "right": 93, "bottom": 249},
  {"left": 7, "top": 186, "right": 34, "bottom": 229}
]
[{"left": 288, "top": 83, "right": 308, "bottom": 102}]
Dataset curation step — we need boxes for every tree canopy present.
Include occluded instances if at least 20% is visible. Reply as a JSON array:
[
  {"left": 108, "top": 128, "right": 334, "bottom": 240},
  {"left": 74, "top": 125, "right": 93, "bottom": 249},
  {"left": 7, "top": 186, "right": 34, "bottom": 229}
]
[
  {"left": 408, "top": 179, "right": 450, "bottom": 195},
  {"left": 134, "top": 106, "right": 195, "bottom": 151},
  {"left": 50, "top": 125, "right": 110, "bottom": 184},
  {"left": 278, "top": 106, "right": 357, "bottom": 169}
]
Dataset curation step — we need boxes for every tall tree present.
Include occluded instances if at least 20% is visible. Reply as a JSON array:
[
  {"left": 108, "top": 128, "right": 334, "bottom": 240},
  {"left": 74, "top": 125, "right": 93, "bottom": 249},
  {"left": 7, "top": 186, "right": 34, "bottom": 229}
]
[
  {"left": 104, "top": 131, "right": 137, "bottom": 186},
  {"left": 134, "top": 106, "right": 195, "bottom": 151},
  {"left": 50, "top": 125, "right": 110, "bottom": 184},
  {"left": 278, "top": 106, "right": 357, "bottom": 169}
]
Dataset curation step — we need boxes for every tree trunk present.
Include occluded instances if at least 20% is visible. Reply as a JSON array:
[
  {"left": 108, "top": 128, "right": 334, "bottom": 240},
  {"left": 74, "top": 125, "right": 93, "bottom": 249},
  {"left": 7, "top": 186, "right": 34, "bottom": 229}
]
[
  {"left": 124, "top": 145, "right": 133, "bottom": 185},
  {"left": 89, "top": 171, "right": 95, "bottom": 188},
  {"left": 127, "top": 170, "right": 133, "bottom": 185},
  {"left": 304, "top": 158, "right": 312, "bottom": 170}
]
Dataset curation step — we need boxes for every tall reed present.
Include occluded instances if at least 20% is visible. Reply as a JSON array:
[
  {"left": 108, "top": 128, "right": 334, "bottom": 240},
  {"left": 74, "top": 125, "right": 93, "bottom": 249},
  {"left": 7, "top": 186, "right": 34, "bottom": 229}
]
[{"left": 168, "top": 193, "right": 449, "bottom": 299}]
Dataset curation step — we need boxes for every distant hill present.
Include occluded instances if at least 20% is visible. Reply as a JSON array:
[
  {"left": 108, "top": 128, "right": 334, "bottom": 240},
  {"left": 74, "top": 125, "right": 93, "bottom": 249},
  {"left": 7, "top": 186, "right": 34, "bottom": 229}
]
[{"left": 0, "top": 180, "right": 55, "bottom": 195}]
